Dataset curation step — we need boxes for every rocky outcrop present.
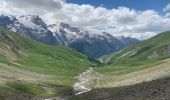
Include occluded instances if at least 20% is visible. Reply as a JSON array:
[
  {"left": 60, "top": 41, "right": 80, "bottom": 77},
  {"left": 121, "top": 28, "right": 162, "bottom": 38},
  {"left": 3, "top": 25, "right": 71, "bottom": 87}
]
[{"left": 148, "top": 51, "right": 159, "bottom": 60}]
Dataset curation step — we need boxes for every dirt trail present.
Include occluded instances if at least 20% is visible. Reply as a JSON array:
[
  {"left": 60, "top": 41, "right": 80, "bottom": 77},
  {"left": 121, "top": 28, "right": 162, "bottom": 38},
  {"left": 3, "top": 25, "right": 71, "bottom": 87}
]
[{"left": 96, "top": 59, "right": 170, "bottom": 88}]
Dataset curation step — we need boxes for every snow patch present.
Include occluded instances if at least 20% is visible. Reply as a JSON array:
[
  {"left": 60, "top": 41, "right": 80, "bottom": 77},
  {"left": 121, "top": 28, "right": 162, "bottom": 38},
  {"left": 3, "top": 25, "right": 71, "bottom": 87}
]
[{"left": 17, "top": 16, "right": 42, "bottom": 29}]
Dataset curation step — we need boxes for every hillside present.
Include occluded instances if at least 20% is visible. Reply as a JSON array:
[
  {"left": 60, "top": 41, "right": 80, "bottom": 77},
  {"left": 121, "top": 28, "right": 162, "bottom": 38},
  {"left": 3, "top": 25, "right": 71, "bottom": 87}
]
[
  {"left": 97, "top": 31, "right": 170, "bottom": 75},
  {"left": 0, "top": 29, "right": 97, "bottom": 99},
  {"left": 67, "top": 31, "right": 170, "bottom": 100}
]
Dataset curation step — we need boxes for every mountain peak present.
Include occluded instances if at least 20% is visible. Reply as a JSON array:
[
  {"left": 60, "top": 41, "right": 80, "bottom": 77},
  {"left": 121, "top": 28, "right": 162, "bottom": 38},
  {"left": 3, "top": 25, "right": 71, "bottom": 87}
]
[
  {"left": 59, "top": 22, "right": 70, "bottom": 28},
  {"left": 17, "top": 15, "right": 47, "bottom": 28}
]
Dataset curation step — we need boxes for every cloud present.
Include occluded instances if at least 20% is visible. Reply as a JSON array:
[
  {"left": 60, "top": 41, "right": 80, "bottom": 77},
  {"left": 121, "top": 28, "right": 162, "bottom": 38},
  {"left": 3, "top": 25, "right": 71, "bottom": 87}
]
[
  {"left": 0, "top": 0, "right": 170, "bottom": 39},
  {"left": 163, "top": 3, "right": 170, "bottom": 12},
  {"left": 8, "top": 0, "right": 62, "bottom": 10},
  {"left": 164, "top": 4, "right": 170, "bottom": 18}
]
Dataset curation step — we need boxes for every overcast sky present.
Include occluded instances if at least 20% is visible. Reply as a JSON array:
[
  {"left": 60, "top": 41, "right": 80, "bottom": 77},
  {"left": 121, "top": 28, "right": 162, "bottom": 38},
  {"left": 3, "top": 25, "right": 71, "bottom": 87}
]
[{"left": 0, "top": 0, "right": 170, "bottom": 39}]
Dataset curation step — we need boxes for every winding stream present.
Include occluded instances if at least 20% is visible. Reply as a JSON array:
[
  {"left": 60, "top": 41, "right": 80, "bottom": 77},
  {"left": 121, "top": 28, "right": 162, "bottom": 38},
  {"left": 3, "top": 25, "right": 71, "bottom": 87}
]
[
  {"left": 46, "top": 67, "right": 103, "bottom": 100},
  {"left": 73, "top": 67, "right": 93, "bottom": 95}
]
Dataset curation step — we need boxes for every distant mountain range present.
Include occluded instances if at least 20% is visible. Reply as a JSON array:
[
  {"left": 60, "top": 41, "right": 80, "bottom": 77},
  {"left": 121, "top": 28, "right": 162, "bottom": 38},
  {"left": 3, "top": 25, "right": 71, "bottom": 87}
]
[{"left": 0, "top": 15, "right": 139, "bottom": 58}]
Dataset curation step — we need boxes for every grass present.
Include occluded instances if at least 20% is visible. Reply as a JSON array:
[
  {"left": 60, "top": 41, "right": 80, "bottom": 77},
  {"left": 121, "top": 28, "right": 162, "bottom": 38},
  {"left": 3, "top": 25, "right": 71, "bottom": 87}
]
[
  {"left": 0, "top": 28, "right": 170, "bottom": 98},
  {"left": 0, "top": 28, "right": 97, "bottom": 77},
  {"left": 6, "top": 82, "right": 47, "bottom": 96},
  {"left": 97, "top": 31, "right": 170, "bottom": 75},
  {"left": 0, "top": 29, "right": 98, "bottom": 97}
]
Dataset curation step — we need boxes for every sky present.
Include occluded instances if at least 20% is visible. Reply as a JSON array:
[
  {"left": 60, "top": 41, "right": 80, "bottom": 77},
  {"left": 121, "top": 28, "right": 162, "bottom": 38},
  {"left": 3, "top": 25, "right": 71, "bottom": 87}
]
[
  {"left": 0, "top": 0, "right": 170, "bottom": 40},
  {"left": 66, "top": 0, "right": 168, "bottom": 12}
]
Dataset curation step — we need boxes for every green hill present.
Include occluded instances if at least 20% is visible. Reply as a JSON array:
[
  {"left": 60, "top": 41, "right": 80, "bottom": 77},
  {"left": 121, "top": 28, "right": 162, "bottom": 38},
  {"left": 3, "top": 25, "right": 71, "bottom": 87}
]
[
  {"left": 97, "top": 31, "right": 170, "bottom": 75},
  {"left": 0, "top": 29, "right": 97, "bottom": 76},
  {"left": 0, "top": 29, "right": 97, "bottom": 98}
]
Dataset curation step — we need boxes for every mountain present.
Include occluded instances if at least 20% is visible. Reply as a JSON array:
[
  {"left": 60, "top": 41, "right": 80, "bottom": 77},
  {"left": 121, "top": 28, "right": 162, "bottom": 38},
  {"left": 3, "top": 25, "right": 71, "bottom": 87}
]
[
  {"left": 48, "top": 22, "right": 139, "bottom": 58},
  {"left": 0, "top": 15, "right": 139, "bottom": 58},
  {"left": 0, "top": 15, "right": 58, "bottom": 44}
]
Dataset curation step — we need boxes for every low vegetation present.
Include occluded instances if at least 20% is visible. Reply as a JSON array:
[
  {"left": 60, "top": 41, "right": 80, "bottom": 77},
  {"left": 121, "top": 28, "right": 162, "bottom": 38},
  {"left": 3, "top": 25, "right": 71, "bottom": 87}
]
[
  {"left": 0, "top": 29, "right": 97, "bottom": 98},
  {"left": 97, "top": 31, "right": 170, "bottom": 76},
  {"left": 0, "top": 29, "right": 170, "bottom": 99}
]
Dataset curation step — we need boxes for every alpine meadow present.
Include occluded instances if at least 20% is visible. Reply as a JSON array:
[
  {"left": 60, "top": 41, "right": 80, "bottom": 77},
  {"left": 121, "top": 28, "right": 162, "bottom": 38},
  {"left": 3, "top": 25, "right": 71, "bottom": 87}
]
[{"left": 0, "top": 0, "right": 170, "bottom": 100}]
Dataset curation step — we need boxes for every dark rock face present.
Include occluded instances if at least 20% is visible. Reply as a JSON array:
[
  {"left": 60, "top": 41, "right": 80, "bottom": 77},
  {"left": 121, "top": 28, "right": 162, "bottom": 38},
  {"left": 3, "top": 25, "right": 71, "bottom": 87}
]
[
  {"left": 69, "top": 38, "right": 123, "bottom": 58},
  {"left": 69, "top": 33, "right": 138, "bottom": 58},
  {"left": 69, "top": 77, "right": 170, "bottom": 100},
  {"left": 0, "top": 15, "right": 16, "bottom": 29}
]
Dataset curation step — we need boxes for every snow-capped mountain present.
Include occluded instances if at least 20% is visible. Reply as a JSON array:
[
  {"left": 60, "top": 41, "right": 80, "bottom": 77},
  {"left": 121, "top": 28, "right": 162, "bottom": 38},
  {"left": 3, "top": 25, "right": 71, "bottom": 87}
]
[
  {"left": 0, "top": 15, "right": 139, "bottom": 58},
  {"left": 0, "top": 15, "right": 57, "bottom": 44},
  {"left": 47, "top": 22, "right": 138, "bottom": 58},
  {"left": 48, "top": 22, "right": 81, "bottom": 44}
]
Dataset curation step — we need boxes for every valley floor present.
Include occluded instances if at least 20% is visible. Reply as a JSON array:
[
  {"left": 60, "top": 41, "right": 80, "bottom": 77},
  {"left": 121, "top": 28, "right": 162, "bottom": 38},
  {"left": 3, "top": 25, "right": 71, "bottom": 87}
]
[
  {"left": 70, "top": 76, "right": 170, "bottom": 100},
  {"left": 95, "top": 58, "right": 170, "bottom": 88},
  {"left": 69, "top": 59, "right": 170, "bottom": 100},
  {"left": 0, "top": 58, "right": 170, "bottom": 100},
  {"left": 0, "top": 63, "right": 73, "bottom": 100}
]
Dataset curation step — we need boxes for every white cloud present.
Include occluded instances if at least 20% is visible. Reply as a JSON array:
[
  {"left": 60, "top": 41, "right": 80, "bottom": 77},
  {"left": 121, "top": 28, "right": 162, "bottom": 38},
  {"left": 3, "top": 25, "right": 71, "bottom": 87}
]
[
  {"left": 163, "top": 4, "right": 170, "bottom": 12},
  {"left": 164, "top": 4, "right": 170, "bottom": 18},
  {"left": 0, "top": 0, "right": 170, "bottom": 40}
]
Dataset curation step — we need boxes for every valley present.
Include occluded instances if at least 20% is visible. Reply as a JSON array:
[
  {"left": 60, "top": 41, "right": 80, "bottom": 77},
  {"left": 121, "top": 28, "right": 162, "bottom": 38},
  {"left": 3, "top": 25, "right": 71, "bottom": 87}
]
[
  {"left": 0, "top": 14, "right": 170, "bottom": 100},
  {"left": 0, "top": 15, "right": 138, "bottom": 58},
  {"left": 0, "top": 29, "right": 97, "bottom": 99},
  {"left": 1, "top": 1, "right": 170, "bottom": 100},
  {"left": 0, "top": 29, "right": 170, "bottom": 100}
]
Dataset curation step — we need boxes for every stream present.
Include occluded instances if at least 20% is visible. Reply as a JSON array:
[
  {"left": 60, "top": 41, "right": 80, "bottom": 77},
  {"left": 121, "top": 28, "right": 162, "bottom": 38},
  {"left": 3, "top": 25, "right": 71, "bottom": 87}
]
[
  {"left": 73, "top": 67, "right": 93, "bottom": 95},
  {"left": 45, "top": 67, "right": 103, "bottom": 100}
]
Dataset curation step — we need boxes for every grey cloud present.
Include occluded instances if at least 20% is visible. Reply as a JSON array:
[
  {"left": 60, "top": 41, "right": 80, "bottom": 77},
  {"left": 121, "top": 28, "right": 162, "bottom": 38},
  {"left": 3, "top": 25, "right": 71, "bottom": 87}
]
[{"left": 7, "top": 0, "right": 62, "bottom": 10}]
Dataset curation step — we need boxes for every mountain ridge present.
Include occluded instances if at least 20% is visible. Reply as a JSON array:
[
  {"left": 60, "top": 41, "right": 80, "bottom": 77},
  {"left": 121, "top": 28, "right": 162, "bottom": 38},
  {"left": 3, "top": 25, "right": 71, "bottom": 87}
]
[{"left": 0, "top": 15, "right": 139, "bottom": 58}]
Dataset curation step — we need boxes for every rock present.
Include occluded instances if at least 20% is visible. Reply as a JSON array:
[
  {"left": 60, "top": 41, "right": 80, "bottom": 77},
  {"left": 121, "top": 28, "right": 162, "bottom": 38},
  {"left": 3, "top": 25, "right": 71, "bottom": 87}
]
[{"left": 148, "top": 51, "right": 159, "bottom": 60}]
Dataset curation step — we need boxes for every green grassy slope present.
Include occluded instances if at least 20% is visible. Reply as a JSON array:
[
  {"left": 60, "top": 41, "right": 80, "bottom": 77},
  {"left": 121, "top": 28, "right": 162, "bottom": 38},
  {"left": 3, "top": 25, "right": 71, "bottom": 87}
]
[
  {"left": 0, "top": 29, "right": 96, "bottom": 76},
  {"left": 97, "top": 31, "right": 170, "bottom": 75},
  {"left": 0, "top": 29, "right": 97, "bottom": 98}
]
